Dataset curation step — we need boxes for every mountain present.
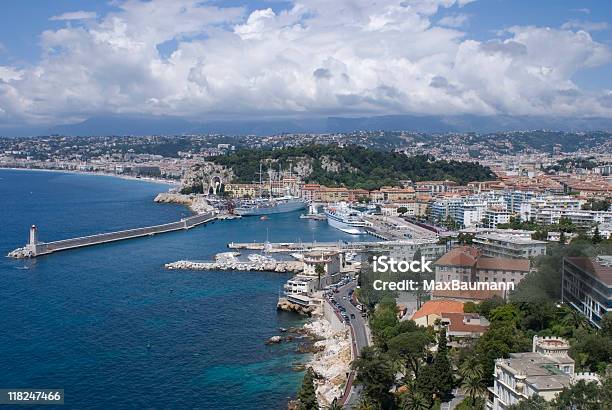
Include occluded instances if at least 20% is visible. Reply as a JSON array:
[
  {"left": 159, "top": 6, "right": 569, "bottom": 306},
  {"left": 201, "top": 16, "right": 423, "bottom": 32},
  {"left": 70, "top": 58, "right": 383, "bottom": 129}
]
[{"left": 4, "top": 114, "right": 611, "bottom": 137}]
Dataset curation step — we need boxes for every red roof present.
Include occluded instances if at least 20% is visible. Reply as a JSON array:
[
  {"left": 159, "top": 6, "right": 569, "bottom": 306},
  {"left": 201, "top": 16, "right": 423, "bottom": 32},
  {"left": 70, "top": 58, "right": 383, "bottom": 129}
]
[
  {"left": 411, "top": 300, "right": 464, "bottom": 320},
  {"left": 442, "top": 312, "right": 489, "bottom": 334}
]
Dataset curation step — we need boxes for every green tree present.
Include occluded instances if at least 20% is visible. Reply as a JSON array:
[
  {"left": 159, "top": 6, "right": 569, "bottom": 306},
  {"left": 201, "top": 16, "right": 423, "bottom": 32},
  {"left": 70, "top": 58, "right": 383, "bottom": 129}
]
[
  {"left": 387, "top": 330, "right": 433, "bottom": 379},
  {"left": 315, "top": 264, "right": 325, "bottom": 289},
  {"left": 506, "top": 394, "right": 550, "bottom": 409},
  {"left": 552, "top": 380, "right": 602, "bottom": 410},
  {"left": 352, "top": 347, "right": 396, "bottom": 408},
  {"left": 592, "top": 225, "right": 602, "bottom": 243},
  {"left": 431, "top": 328, "right": 454, "bottom": 399},
  {"left": 397, "top": 207, "right": 408, "bottom": 215},
  {"left": 460, "top": 370, "right": 486, "bottom": 407},
  {"left": 297, "top": 369, "right": 318, "bottom": 410}
]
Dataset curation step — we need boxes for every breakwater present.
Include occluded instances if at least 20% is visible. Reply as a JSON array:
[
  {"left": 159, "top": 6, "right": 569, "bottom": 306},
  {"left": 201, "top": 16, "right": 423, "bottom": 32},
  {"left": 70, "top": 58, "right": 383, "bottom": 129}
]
[
  {"left": 8, "top": 211, "right": 217, "bottom": 258},
  {"left": 165, "top": 252, "right": 302, "bottom": 273}
]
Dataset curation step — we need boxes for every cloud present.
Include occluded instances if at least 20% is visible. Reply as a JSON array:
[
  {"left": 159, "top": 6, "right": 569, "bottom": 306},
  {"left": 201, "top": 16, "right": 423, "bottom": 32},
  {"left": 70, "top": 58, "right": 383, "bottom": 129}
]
[
  {"left": 438, "top": 13, "right": 469, "bottom": 28},
  {"left": 0, "top": 0, "right": 611, "bottom": 126},
  {"left": 50, "top": 11, "right": 98, "bottom": 21},
  {"left": 571, "top": 8, "right": 590, "bottom": 14},
  {"left": 561, "top": 20, "right": 609, "bottom": 32}
]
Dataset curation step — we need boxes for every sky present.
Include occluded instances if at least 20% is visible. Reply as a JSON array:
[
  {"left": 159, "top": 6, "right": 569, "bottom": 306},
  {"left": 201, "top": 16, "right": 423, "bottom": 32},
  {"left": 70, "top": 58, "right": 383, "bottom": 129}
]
[{"left": 0, "top": 0, "right": 611, "bottom": 129}]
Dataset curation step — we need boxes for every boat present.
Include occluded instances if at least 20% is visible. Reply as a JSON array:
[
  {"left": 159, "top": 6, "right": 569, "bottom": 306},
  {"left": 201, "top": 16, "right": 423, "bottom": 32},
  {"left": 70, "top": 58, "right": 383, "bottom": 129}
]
[
  {"left": 235, "top": 196, "right": 306, "bottom": 216},
  {"left": 324, "top": 203, "right": 369, "bottom": 235},
  {"left": 234, "top": 162, "right": 306, "bottom": 216}
]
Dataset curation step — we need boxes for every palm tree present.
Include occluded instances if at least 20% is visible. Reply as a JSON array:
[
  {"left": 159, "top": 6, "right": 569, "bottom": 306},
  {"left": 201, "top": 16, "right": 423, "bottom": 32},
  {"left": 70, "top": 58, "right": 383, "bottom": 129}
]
[
  {"left": 315, "top": 264, "right": 325, "bottom": 289},
  {"left": 461, "top": 371, "right": 487, "bottom": 407},
  {"left": 459, "top": 356, "right": 483, "bottom": 382},
  {"left": 400, "top": 390, "right": 430, "bottom": 410},
  {"left": 561, "top": 307, "right": 589, "bottom": 333}
]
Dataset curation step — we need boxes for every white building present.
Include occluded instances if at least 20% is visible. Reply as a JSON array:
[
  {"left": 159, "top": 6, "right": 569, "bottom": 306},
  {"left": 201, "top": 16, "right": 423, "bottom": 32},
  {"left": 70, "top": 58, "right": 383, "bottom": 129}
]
[
  {"left": 487, "top": 336, "right": 599, "bottom": 409},
  {"left": 473, "top": 233, "right": 547, "bottom": 259}
]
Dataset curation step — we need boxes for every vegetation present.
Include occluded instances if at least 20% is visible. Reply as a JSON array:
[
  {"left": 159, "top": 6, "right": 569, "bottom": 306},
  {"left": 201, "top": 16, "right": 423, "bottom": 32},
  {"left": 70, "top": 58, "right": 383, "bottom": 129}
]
[
  {"left": 210, "top": 145, "right": 495, "bottom": 190},
  {"left": 296, "top": 369, "right": 318, "bottom": 410}
]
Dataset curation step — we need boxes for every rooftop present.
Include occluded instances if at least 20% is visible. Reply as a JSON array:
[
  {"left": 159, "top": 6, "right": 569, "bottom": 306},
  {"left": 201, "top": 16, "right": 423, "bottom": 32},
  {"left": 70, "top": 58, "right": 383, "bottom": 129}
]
[
  {"left": 411, "top": 299, "right": 464, "bottom": 320},
  {"left": 565, "top": 256, "right": 612, "bottom": 285}
]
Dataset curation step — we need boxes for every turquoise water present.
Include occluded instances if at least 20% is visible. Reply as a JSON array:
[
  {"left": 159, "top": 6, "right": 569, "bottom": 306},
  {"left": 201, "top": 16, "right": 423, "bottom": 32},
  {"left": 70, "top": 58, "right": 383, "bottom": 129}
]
[{"left": 0, "top": 169, "right": 359, "bottom": 409}]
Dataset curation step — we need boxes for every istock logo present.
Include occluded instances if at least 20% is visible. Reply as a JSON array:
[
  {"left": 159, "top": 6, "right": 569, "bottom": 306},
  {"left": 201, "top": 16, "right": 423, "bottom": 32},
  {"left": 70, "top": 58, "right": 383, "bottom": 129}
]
[{"left": 372, "top": 255, "right": 433, "bottom": 273}]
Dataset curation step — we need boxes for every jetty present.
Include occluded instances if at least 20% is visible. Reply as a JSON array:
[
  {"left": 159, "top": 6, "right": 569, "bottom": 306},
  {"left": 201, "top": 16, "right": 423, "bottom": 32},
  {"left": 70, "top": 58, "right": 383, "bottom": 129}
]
[
  {"left": 228, "top": 238, "right": 439, "bottom": 253},
  {"left": 8, "top": 211, "right": 218, "bottom": 258},
  {"left": 165, "top": 252, "right": 302, "bottom": 273}
]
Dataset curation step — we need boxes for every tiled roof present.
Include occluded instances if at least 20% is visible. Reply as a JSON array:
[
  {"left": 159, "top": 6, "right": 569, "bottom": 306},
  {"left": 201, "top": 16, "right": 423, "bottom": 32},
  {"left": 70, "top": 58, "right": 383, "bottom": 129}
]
[
  {"left": 441, "top": 312, "right": 489, "bottom": 334},
  {"left": 411, "top": 299, "right": 464, "bottom": 320},
  {"left": 434, "top": 246, "right": 479, "bottom": 267},
  {"left": 476, "top": 257, "right": 530, "bottom": 272}
]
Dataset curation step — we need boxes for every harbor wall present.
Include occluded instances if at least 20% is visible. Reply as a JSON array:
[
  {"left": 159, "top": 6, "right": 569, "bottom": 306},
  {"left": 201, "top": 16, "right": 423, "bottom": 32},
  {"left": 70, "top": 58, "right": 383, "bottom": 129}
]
[{"left": 33, "top": 211, "right": 216, "bottom": 256}]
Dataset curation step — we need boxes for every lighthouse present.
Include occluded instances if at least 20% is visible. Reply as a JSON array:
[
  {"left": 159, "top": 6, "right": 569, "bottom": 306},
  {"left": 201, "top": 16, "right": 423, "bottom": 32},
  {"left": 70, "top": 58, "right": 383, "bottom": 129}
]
[{"left": 29, "top": 225, "right": 38, "bottom": 246}]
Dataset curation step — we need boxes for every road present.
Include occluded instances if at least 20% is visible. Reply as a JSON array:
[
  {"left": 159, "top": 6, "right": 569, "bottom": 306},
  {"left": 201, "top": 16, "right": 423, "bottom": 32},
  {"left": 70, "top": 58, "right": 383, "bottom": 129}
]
[{"left": 329, "top": 281, "right": 371, "bottom": 408}]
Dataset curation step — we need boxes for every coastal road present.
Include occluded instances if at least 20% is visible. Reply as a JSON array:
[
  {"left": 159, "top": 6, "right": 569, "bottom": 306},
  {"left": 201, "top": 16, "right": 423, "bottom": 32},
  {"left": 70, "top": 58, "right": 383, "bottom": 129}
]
[{"left": 330, "top": 281, "right": 370, "bottom": 408}]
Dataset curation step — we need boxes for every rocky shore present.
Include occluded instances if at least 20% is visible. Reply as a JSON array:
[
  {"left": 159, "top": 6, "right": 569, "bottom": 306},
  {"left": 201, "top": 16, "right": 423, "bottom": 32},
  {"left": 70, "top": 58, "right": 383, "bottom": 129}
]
[
  {"left": 277, "top": 299, "right": 316, "bottom": 315},
  {"left": 302, "top": 318, "right": 352, "bottom": 407},
  {"left": 154, "top": 192, "right": 214, "bottom": 214},
  {"left": 165, "top": 252, "right": 302, "bottom": 273}
]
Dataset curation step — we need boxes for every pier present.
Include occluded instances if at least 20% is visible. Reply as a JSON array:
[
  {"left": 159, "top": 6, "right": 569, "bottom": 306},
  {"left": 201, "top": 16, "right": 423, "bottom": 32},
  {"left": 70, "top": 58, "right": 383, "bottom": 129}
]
[
  {"left": 228, "top": 238, "right": 439, "bottom": 253},
  {"left": 8, "top": 211, "right": 218, "bottom": 258}
]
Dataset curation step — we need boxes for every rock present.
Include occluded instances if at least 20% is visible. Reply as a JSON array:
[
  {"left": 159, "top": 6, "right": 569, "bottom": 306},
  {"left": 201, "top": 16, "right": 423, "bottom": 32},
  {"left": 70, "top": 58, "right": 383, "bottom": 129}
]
[
  {"left": 266, "top": 335, "right": 282, "bottom": 344},
  {"left": 291, "top": 362, "right": 306, "bottom": 372}
]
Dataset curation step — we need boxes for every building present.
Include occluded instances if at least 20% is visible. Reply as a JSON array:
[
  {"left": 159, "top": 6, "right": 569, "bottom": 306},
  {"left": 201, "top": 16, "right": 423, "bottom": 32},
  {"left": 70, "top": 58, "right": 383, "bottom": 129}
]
[
  {"left": 562, "top": 255, "right": 612, "bottom": 328},
  {"left": 432, "top": 246, "right": 530, "bottom": 302},
  {"left": 225, "top": 183, "right": 260, "bottom": 198},
  {"left": 411, "top": 299, "right": 465, "bottom": 327},
  {"left": 473, "top": 233, "right": 546, "bottom": 259},
  {"left": 369, "top": 186, "right": 416, "bottom": 202},
  {"left": 440, "top": 312, "right": 490, "bottom": 339},
  {"left": 487, "top": 336, "right": 599, "bottom": 409},
  {"left": 283, "top": 275, "right": 318, "bottom": 295},
  {"left": 484, "top": 207, "right": 511, "bottom": 228},
  {"left": 302, "top": 251, "right": 342, "bottom": 288}
]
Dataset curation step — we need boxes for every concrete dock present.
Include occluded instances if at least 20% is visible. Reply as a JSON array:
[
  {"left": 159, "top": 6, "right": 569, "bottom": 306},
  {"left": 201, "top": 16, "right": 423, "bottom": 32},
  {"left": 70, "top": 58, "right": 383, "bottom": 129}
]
[{"left": 8, "top": 211, "right": 218, "bottom": 258}]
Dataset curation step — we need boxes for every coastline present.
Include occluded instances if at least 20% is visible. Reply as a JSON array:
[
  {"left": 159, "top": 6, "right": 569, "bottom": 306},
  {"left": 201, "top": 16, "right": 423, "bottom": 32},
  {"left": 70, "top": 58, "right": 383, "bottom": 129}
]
[
  {"left": 301, "top": 315, "right": 352, "bottom": 407},
  {"left": 0, "top": 166, "right": 180, "bottom": 187}
]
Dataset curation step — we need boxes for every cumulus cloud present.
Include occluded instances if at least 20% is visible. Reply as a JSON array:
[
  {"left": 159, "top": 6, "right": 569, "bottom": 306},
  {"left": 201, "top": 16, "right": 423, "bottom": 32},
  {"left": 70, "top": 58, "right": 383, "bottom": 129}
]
[
  {"left": 438, "top": 13, "right": 469, "bottom": 28},
  {"left": 50, "top": 11, "right": 97, "bottom": 21},
  {"left": 0, "top": 0, "right": 611, "bottom": 126}
]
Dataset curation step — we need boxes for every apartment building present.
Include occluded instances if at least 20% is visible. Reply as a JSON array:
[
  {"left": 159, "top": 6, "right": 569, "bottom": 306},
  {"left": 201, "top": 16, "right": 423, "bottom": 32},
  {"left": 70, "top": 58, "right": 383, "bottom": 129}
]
[
  {"left": 473, "top": 233, "right": 546, "bottom": 259},
  {"left": 484, "top": 207, "right": 512, "bottom": 228},
  {"left": 562, "top": 255, "right": 612, "bottom": 328}
]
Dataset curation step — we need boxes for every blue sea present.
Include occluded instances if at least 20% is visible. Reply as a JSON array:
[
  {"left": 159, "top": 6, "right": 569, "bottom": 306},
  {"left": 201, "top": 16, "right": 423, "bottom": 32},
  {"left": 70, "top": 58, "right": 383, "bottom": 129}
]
[{"left": 0, "top": 169, "right": 359, "bottom": 409}]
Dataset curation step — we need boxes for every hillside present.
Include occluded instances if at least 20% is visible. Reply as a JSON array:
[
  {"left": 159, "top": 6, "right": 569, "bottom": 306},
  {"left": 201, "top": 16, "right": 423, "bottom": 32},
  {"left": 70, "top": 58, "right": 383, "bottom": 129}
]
[{"left": 207, "top": 145, "right": 494, "bottom": 190}]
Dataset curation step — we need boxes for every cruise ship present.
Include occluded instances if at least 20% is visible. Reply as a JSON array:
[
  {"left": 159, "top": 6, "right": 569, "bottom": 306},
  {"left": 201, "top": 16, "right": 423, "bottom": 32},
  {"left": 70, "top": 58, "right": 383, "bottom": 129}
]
[
  {"left": 324, "top": 203, "right": 369, "bottom": 235},
  {"left": 234, "top": 196, "right": 306, "bottom": 216}
]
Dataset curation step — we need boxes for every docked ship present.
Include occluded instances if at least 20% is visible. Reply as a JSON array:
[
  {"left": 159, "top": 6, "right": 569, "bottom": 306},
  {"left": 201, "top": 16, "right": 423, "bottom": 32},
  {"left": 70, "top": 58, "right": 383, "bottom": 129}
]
[
  {"left": 324, "top": 203, "right": 369, "bottom": 235},
  {"left": 234, "top": 162, "right": 306, "bottom": 216},
  {"left": 234, "top": 196, "right": 306, "bottom": 216}
]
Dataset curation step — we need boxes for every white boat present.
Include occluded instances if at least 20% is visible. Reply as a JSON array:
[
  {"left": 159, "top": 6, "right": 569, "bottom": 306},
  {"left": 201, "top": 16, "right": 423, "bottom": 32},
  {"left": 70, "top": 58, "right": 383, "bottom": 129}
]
[
  {"left": 235, "top": 196, "right": 306, "bottom": 216},
  {"left": 324, "top": 203, "right": 369, "bottom": 235}
]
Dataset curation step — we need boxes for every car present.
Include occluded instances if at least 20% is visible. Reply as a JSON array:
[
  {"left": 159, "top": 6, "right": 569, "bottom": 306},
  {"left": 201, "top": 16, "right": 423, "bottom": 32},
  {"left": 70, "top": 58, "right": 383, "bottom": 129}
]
[
  {"left": 342, "top": 296, "right": 347, "bottom": 300},
  {"left": 350, "top": 313, "right": 355, "bottom": 319}
]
